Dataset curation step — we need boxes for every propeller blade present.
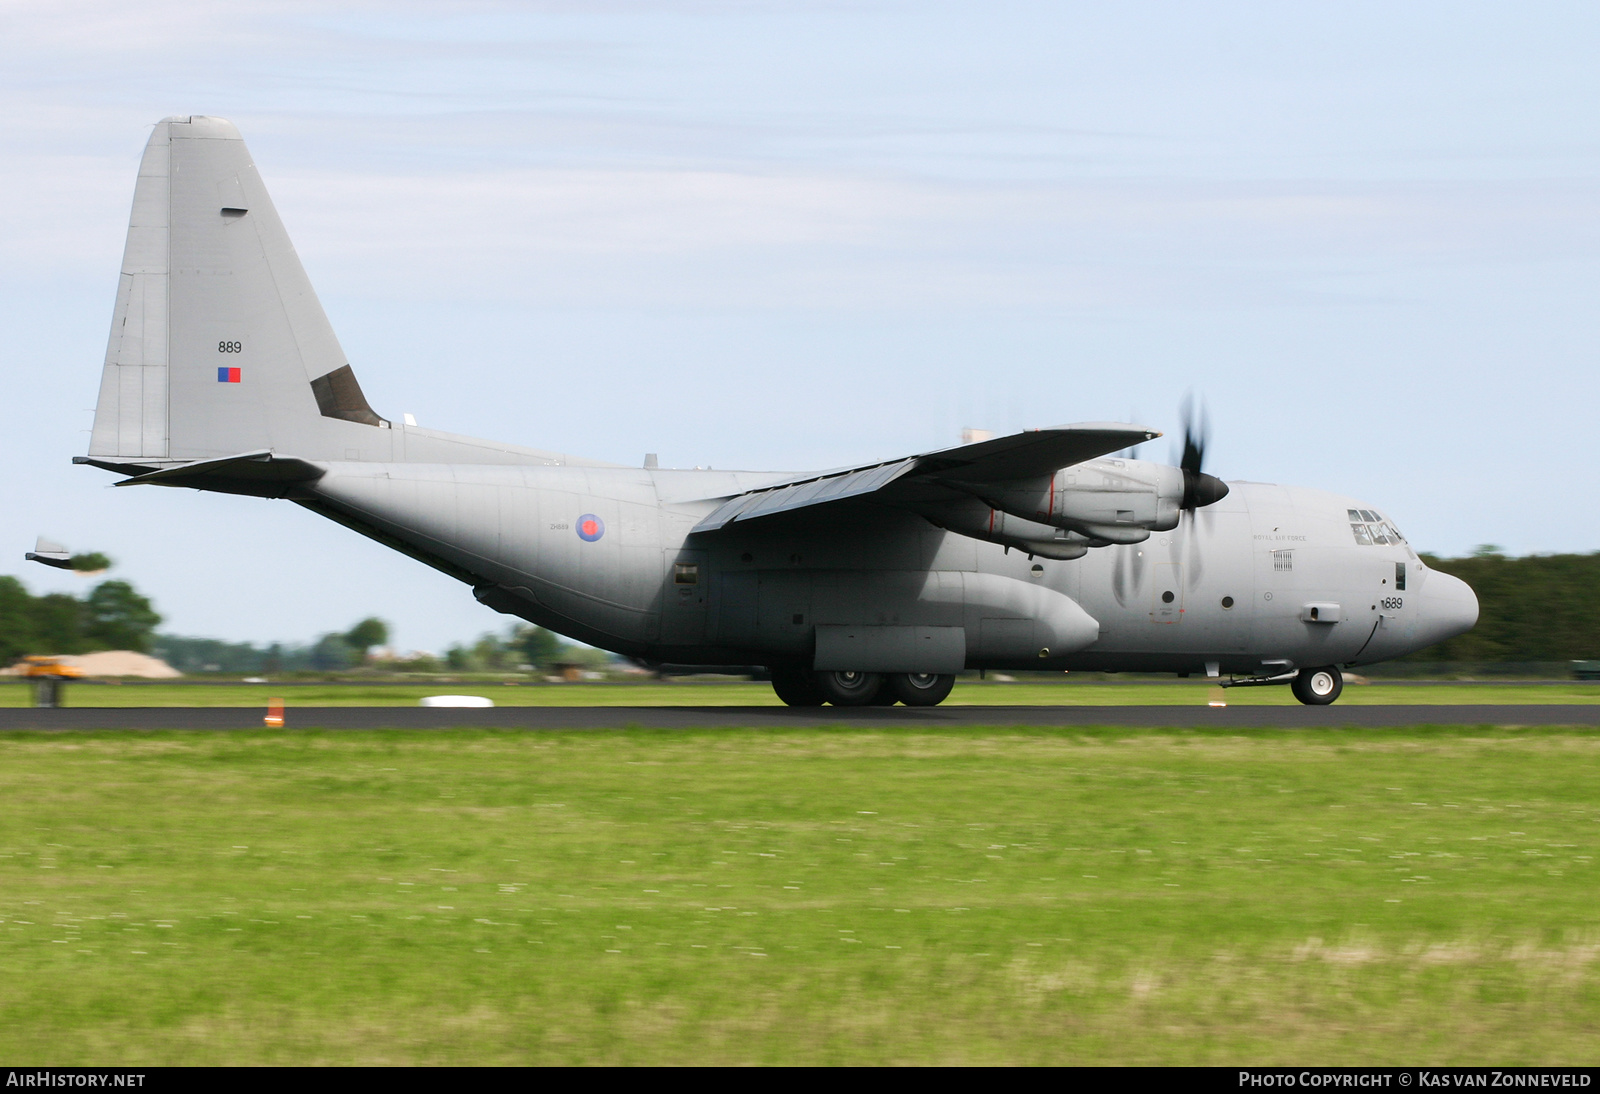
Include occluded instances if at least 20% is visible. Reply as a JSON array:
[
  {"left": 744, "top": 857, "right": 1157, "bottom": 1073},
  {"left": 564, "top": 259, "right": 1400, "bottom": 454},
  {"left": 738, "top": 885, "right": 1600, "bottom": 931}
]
[
  {"left": 1176, "top": 394, "right": 1228, "bottom": 510},
  {"left": 1177, "top": 394, "right": 1206, "bottom": 471}
]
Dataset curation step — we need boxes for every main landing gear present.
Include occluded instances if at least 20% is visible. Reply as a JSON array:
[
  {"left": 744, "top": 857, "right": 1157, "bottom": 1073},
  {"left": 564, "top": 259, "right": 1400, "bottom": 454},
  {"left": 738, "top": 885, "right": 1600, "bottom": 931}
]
[{"left": 769, "top": 667, "right": 956, "bottom": 708}]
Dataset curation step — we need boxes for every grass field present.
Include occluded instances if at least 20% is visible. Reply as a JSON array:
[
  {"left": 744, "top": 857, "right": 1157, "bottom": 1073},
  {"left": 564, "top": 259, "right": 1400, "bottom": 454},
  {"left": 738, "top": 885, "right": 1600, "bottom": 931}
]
[
  {"left": 4, "top": 678, "right": 1600, "bottom": 707},
  {"left": 1, "top": 725, "right": 1597, "bottom": 1064}
]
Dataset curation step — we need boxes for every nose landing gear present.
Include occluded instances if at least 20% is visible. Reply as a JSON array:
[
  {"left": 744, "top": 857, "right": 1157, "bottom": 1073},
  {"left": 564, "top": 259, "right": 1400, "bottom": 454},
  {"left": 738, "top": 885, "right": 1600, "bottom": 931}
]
[
  {"left": 1221, "top": 662, "right": 1346, "bottom": 705},
  {"left": 1291, "top": 666, "right": 1343, "bottom": 706}
]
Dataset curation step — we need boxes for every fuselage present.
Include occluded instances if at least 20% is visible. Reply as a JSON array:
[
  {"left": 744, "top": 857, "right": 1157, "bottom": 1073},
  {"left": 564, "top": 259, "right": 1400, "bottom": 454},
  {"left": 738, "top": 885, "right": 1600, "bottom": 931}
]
[{"left": 302, "top": 457, "right": 1478, "bottom": 675}]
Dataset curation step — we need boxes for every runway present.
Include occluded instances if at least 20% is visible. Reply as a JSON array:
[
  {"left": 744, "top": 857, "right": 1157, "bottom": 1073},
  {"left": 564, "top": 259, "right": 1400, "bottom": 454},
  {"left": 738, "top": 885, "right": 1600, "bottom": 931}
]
[{"left": 3, "top": 704, "right": 1599, "bottom": 729}]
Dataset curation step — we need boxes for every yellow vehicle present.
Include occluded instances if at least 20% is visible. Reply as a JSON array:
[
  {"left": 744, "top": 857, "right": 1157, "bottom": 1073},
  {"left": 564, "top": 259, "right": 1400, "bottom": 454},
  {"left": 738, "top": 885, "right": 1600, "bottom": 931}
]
[
  {"left": 17, "top": 656, "right": 82, "bottom": 708},
  {"left": 19, "top": 655, "right": 85, "bottom": 679}
]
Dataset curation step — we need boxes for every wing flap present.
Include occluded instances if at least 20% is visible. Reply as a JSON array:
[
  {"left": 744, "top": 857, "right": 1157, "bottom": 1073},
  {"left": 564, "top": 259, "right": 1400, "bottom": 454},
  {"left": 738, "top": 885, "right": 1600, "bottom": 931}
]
[
  {"left": 692, "top": 423, "right": 1156, "bottom": 534},
  {"left": 695, "top": 457, "right": 920, "bottom": 532}
]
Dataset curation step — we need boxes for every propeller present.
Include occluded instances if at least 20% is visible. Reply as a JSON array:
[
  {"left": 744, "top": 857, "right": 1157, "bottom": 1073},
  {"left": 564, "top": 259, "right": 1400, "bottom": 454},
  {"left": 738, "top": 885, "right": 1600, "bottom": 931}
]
[
  {"left": 1171, "top": 396, "right": 1229, "bottom": 590},
  {"left": 1177, "top": 395, "right": 1228, "bottom": 512},
  {"left": 1117, "top": 398, "right": 1228, "bottom": 606}
]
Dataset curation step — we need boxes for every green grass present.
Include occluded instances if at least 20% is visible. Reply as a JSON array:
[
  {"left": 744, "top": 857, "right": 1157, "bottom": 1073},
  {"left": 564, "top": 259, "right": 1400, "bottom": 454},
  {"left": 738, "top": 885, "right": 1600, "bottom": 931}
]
[
  {"left": 4, "top": 678, "right": 1599, "bottom": 707},
  {"left": 1, "top": 725, "right": 1597, "bottom": 1064}
]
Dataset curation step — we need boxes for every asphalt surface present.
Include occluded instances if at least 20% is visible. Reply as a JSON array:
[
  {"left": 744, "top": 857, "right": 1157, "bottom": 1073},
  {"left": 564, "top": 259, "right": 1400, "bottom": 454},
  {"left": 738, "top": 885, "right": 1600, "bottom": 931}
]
[{"left": 2, "top": 705, "right": 1599, "bottom": 729}]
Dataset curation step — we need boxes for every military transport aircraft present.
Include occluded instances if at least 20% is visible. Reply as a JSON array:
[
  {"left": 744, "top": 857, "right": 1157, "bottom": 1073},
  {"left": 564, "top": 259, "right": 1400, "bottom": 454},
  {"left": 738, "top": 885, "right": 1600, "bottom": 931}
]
[{"left": 73, "top": 116, "right": 1478, "bottom": 706}]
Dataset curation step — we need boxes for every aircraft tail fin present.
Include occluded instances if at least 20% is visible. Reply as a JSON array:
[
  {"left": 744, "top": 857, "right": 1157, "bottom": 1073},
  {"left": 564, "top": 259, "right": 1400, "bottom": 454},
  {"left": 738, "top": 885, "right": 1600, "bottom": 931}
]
[{"left": 88, "top": 115, "right": 387, "bottom": 465}]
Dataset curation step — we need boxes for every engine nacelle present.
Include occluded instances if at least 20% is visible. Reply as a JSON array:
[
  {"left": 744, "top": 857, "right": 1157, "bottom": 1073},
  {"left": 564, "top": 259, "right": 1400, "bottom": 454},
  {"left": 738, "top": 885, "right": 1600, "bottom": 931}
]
[
  {"left": 917, "top": 497, "right": 1093, "bottom": 559},
  {"left": 971, "top": 458, "right": 1186, "bottom": 542}
]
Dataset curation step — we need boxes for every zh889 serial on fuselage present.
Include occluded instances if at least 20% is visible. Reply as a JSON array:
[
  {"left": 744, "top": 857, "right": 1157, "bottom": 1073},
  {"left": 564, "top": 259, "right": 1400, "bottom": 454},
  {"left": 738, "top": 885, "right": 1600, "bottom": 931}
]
[{"left": 76, "top": 117, "right": 1478, "bottom": 706}]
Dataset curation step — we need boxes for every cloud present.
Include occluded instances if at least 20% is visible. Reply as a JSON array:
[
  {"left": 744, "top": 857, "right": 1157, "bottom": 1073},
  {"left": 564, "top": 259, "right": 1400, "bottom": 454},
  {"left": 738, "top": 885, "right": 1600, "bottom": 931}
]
[{"left": 15, "top": 131, "right": 1592, "bottom": 314}]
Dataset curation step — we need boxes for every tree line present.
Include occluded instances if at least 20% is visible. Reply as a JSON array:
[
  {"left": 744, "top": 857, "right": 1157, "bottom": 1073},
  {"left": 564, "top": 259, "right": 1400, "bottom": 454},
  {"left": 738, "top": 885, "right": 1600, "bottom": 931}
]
[
  {"left": 150, "top": 621, "right": 603, "bottom": 675},
  {"left": 1405, "top": 548, "right": 1600, "bottom": 663},
  {"left": 0, "top": 574, "right": 598, "bottom": 674},
  {"left": 0, "top": 576, "right": 161, "bottom": 661},
  {"left": 152, "top": 618, "right": 391, "bottom": 674}
]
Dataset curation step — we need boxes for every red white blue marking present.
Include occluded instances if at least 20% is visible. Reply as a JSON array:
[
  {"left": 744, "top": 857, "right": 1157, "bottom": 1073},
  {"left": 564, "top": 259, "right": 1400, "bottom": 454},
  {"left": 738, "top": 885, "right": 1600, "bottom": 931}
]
[
  {"left": 577, "top": 514, "right": 605, "bottom": 542},
  {"left": 217, "top": 367, "right": 241, "bottom": 383}
]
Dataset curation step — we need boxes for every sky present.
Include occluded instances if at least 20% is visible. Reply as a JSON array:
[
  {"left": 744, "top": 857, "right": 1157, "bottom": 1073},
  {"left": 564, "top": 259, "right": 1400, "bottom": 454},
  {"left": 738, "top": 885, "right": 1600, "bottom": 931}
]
[{"left": 2, "top": 1, "right": 1598, "bottom": 654}]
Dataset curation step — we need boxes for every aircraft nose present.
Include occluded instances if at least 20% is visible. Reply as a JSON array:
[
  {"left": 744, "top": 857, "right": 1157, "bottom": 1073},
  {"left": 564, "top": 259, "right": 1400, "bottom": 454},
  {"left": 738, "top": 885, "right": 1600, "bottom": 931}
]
[{"left": 1417, "top": 571, "right": 1478, "bottom": 647}]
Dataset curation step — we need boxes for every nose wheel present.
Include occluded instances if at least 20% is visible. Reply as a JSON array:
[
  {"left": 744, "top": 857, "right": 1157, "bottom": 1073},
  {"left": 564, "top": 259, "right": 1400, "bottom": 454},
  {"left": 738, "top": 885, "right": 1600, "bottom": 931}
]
[{"left": 1291, "top": 666, "right": 1343, "bottom": 705}]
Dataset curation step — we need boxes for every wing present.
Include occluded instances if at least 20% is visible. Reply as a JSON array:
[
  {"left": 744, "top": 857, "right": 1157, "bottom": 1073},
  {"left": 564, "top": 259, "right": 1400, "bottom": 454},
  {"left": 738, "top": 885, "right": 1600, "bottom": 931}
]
[{"left": 693, "top": 422, "right": 1156, "bottom": 533}]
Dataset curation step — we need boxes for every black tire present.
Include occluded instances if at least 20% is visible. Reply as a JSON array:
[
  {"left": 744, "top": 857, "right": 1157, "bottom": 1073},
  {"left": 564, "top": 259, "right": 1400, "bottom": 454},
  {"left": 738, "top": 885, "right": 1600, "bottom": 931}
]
[
  {"left": 1291, "top": 666, "right": 1343, "bottom": 706},
  {"left": 814, "top": 670, "right": 883, "bottom": 706},
  {"left": 886, "top": 672, "right": 955, "bottom": 707},
  {"left": 770, "top": 665, "right": 825, "bottom": 707}
]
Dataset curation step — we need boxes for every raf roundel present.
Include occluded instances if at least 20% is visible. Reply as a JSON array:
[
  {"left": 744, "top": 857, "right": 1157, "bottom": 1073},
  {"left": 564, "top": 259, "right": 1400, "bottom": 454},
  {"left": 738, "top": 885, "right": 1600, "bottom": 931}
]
[{"left": 577, "top": 514, "right": 605, "bottom": 543}]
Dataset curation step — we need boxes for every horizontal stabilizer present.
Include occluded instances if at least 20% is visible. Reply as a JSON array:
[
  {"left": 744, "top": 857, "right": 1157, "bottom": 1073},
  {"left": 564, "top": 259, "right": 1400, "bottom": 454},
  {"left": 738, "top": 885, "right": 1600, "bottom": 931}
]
[
  {"left": 25, "top": 536, "right": 73, "bottom": 570},
  {"left": 693, "top": 423, "right": 1157, "bottom": 534},
  {"left": 111, "top": 450, "right": 325, "bottom": 497}
]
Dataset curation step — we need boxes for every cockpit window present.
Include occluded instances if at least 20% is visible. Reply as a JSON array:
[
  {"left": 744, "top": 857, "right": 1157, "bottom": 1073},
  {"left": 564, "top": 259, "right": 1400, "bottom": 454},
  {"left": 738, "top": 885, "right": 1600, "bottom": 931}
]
[{"left": 1348, "top": 509, "right": 1406, "bottom": 546}]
